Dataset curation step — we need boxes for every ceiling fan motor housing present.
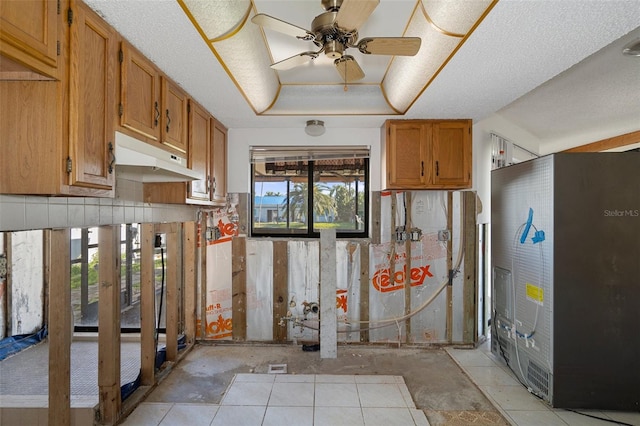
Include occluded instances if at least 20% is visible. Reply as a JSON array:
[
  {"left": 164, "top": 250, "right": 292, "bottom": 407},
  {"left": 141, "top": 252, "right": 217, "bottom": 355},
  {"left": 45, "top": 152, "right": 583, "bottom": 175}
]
[{"left": 311, "top": 10, "right": 358, "bottom": 60}]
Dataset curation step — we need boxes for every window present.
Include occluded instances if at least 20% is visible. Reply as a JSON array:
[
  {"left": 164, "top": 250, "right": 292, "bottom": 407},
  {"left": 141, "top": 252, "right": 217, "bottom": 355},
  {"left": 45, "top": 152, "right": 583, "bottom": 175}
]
[{"left": 251, "top": 146, "right": 369, "bottom": 238}]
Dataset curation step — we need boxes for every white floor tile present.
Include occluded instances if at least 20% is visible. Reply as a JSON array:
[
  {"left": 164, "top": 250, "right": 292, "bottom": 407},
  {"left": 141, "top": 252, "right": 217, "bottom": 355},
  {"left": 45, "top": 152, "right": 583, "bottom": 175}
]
[
  {"left": 447, "top": 348, "right": 499, "bottom": 367},
  {"left": 221, "top": 381, "right": 273, "bottom": 406},
  {"left": 399, "top": 384, "right": 417, "bottom": 409},
  {"left": 315, "top": 374, "right": 355, "bottom": 383},
  {"left": 506, "top": 409, "right": 567, "bottom": 426},
  {"left": 262, "top": 406, "right": 314, "bottom": 426},
  {"left": 479, "top": 385, "right": 549, "bottom": 411},
  {"left": 362, "top": 407, "right": 416, "bottom": 425},
  {"left": 358, "top": 383, "right": 407, "bottom": 408},
  {"left": 555, "top": 409, "right": 624, "bottom": 425},
  {"left": 410, "top": 408, "right": 431, "bottom": 426},
  {"left": 315, "top": 383, "right": 360, "bottom": 407},
  {"left": 269, "top": 382, "right": 315, "bottom": 406},
  {"left": 602, "top": 410, "right": 640, "bottom": 425},
  {"left": 314, "top": 406, "right": 364, "bottom": 426},
  {"left": 210, "top": 405, "right": 265, "bottom": 426},
  {"left": 465, "top": 366, "right": 521, "bottom": 386},
  {"left": 354, "top": 375, "right": 400, "bottom": 384},
  {"left": 275, "top": 374, "right": 315, "bottom": 383},
  {"left": 120, "top": 402, "right": 173, "bottom": 426},
  {"left": 158, "top": 403, "right": 218, "bottom": 426}
]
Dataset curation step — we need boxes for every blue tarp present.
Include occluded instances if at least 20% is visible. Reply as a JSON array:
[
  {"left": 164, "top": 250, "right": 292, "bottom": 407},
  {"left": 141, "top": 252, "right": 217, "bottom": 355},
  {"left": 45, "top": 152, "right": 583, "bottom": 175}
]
[{"left": 0, "top": 326, "right": 48, "bottom": 361}]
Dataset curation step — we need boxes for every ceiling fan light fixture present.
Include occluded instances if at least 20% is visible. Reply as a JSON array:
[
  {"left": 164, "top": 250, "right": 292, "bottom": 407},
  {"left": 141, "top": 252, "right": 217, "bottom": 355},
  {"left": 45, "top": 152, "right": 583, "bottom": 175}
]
[
  {"left": 305, "top": 120, "right": 326, "bottom": 136},
  {"left": 622, "top": 39, "right": 640, "bottom": 57}
]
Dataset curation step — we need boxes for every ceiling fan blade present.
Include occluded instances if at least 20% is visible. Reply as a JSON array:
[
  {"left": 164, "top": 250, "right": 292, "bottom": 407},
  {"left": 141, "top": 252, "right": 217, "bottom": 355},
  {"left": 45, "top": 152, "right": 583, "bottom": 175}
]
[
  {"left": 335, "top": 0, "right": 380, "bottom": 31},
  {"left": 334, "top": 55, "right": 365, "bottom": 82},
  {"left": 251, "top": 13, "right": 313, "bottom": 40},
  {"left": 357, "top": 37, "right": 421, "bottom": 56},
  {"left": 271, "top": 52, "right": 317, "bottom": 71}
]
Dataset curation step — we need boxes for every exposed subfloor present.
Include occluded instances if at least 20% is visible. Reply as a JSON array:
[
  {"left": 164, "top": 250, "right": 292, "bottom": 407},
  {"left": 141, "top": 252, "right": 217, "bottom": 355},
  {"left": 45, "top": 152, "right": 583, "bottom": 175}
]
[{"left": 141, "top": 343, "right": 508, "bottom": 426}]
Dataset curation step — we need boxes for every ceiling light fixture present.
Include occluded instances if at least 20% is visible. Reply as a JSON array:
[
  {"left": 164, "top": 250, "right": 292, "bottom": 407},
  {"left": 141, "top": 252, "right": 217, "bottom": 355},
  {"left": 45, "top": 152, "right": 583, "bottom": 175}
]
[{"left": 305, "top": 120, "right": 326, "bottom": 136}]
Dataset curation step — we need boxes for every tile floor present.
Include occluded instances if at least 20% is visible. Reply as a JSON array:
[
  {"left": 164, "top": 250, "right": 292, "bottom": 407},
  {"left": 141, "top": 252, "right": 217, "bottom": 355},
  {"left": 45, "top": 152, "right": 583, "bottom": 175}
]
[
  {"left": 121, "top": 374, "right": 430, "bottom": 426},
  {"left": 447, "top": 341, "right": 640, "bottom": 426}
]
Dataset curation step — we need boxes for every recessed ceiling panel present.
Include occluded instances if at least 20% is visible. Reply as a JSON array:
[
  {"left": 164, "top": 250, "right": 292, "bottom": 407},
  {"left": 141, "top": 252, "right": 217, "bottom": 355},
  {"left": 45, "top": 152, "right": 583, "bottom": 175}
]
[{"left": 264, "top": 84, "right": 396, "bottom": 115}]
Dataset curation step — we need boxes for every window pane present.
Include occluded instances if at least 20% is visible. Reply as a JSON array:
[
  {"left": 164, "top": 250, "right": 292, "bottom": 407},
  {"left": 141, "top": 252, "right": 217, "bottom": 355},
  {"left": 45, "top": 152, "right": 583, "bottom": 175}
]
[
  {"left": 313, "top": 159, "right": 366, "bottom": 233},
  {"left": 252, "top": 154, "right": 368, "bottom": 238},
  {"left": 253, "top": 167, "right": 309, "bottom": 235}
]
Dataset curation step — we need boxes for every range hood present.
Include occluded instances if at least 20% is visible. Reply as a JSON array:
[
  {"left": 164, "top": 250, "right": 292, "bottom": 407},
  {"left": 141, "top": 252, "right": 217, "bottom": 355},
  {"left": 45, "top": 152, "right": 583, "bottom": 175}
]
[{"left": 115, "top": 131, "right": 201, "bottom": 182}]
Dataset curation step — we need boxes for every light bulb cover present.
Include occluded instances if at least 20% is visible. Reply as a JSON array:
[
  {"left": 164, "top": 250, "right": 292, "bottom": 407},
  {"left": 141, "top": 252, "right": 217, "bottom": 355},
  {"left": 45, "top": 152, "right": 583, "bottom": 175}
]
[{"left": 305, "top": 120, "right": 325, "bottom": 136}]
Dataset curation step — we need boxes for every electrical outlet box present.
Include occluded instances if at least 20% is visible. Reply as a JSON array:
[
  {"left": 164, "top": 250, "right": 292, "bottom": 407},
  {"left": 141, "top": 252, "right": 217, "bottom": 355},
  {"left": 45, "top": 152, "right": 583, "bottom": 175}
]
[{"left": 438, "top": 230, "right": 451, "bottom": 241}]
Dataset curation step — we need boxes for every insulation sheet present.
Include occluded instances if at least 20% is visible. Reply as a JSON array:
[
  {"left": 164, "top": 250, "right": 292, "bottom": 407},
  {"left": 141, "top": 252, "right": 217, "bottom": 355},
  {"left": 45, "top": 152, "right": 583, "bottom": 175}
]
[{"left": 246, "top": 240, "right": 273, "bottom": 341}]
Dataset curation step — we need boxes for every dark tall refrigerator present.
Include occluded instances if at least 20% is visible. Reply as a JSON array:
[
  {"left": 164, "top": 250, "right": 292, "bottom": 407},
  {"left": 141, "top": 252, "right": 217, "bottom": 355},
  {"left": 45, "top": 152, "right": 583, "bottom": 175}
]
[{"left": 491, "top": 152, "right": 639, "bottom": 410}]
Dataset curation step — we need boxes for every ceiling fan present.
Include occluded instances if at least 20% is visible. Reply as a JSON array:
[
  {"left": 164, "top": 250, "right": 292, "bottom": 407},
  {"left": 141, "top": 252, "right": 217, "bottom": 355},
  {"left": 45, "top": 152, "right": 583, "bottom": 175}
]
[{"left": 251, "top": 0, "right": 421, "bottom": 82}]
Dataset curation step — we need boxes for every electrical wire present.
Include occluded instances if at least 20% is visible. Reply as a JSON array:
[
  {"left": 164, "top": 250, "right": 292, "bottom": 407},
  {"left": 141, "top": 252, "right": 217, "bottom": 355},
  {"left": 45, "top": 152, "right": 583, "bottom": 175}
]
[{"left": 155, "top": 245, "right": 165, "bottom": 358}]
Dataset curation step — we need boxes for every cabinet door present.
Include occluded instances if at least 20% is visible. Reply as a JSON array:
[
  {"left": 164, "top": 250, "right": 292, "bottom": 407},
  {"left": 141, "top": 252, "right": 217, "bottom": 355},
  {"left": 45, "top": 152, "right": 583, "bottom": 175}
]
[
  {"left": 211, "top": 119, "right": 227, "bottom": 204},
  {"left": 387, "top": 121, "right": 429, "bottom": 188},
  {"left": 67, "top": 1, "right": 116, "bottom": 191},
  {"left": 188, "top": 101, "right": 211, "bottom": 201},
  {"left": 0, "top": 0, "right": 58, "bottom": 78},
  {"left": 161, "top": 78, "right": 188, "bottom": 154},
  {"left": 432, "top": 121, "right": 471, "bottom": 188},
  {"left": 120, "top": 43, "right": 161, "bottom": 142}
]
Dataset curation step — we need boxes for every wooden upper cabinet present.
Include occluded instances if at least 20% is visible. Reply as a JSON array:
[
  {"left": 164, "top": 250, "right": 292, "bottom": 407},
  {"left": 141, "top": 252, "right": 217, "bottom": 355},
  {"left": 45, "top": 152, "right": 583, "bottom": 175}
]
[
  {"left": 188, "top": 100, "right": 211, "bottom": 202},
  {"left": 383, "top": 119, "right": 472, "bottom": 190},
  {"left": 386, "top": 121, "right": 429, "bottom": 188},
  {"left": 0, "top": 0, "right": 58, "bottom": 79},
  {"left": 67, "top": 0, "right": 116, "bottom": 192},
  {"left": 120, "top": 42, "right": 161, "bottom": 143},
  {"left": 161, "top": 78, "right": 188, "bottom": 154},
  {"left": 211, "top": 118, "right": 227, "bottom": 204},
  {"left": 432, "top": 121, "right": 471, "bottom": 187}
]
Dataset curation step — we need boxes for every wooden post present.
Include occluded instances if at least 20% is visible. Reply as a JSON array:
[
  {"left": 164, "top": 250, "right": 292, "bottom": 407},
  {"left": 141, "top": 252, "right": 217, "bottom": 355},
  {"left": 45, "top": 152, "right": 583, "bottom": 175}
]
[
  {"left": 199, "top": 213, "right": 207, "bottom": 340},
  {"left": 98, "top": 225, "right": 121, "bottom": 424},
  {"left": 404, "top": 192, "right": 412, "bottom": 342},
  {"left": 163, "top": 223, "right": 179, "bottom": 362},
  {"left": 232, "top": 236, "right": 247, "bottom": 341},
  {"left": 47, "top": 229, "right": 71, "bottom": 426},
  {"left": 463, "top": 191, "right": 478, "bottom": 344},
  {"left": 272, "top": 241, "right": 288, "bottom": 342},
  {"left": 183, "top": 222, "right": 196, "bottom": 346},
  {"left": 446, "top": 192, "right": 453, "bottom": 343},
  {"left": 371, "top": 191, "right": 382, "bottom": 245},
  {"left": 359, "top": 242, "right": 370, "bottom": 343},
  {"left": 140, "top": 223, "right": 155, "bottom": 385}
]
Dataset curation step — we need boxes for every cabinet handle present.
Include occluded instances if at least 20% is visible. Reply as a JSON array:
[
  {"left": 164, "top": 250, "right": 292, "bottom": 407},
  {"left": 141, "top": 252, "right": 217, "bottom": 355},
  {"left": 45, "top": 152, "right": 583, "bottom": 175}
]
[
  {"left": 108, "top": 142, "right": 115, "bottom": 174},
  {"left": 421, "top": 161, "right": 424, "bottom": 177},
  {"left": 154, "top": 102, "right": 160, "bottom": 127},
  {"left": 436, "top": 160, "right": 439, "bottom": 177},
  {"left": 165, "top": 109, "right": 171, "bottom": 133}
]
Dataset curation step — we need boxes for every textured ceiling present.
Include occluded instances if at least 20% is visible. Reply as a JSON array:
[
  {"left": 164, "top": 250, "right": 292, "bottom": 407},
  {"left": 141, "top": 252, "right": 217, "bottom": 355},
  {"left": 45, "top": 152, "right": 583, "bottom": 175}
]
[{"left": 83, "top": 0, "right": 640, "bottom": 151}]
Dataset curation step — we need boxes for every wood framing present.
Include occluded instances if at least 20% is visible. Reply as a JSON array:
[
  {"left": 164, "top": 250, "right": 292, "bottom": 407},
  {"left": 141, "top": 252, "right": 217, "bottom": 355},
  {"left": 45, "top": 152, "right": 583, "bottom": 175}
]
[
  {"left": 359, "top": 242, "right": 370, "bottom": 343},
  {"left": 162, "top": 223, "right": 179, "bottom": 362},
  {"left": 199, "top": 214, "right": 207, "bottom": 339},
  {"left": 140, "top": 224, "right": 155, "bottom": 385},
  {"left": 98, "top": 225, "right": 121, "bottom": 424},
  {"left": 183, "top": 222, "right": 197, "bottom": 346},
  {"left": 371, "top": 191, "right": 382, "bottom": 245},
  {"left": 463, "top": 191, "right": 478, "bottom": 344},
  {"left": 232, "top": 236, "right": 247, "bottom": 341},
  {"left": 47, "top": 229, "right": 71, "bottom": 426},
  {"left": 446, "top": 192, "right": 453, "bottom": 343},
  {"left": 272, "top": 241, "right": 288, "bottom": 342},
  {"left": 404, "top": 192, "right": 412, "bottom": 342},
  {"left": 563, "top": 130, "right": 640, "bottom": 153}
]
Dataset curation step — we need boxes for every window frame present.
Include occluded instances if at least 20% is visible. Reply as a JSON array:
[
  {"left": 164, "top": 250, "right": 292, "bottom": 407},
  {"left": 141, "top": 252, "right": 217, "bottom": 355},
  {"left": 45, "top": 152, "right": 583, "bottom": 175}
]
[{"left": 251, "top": 157, "right": 370, "bottom": 239}]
